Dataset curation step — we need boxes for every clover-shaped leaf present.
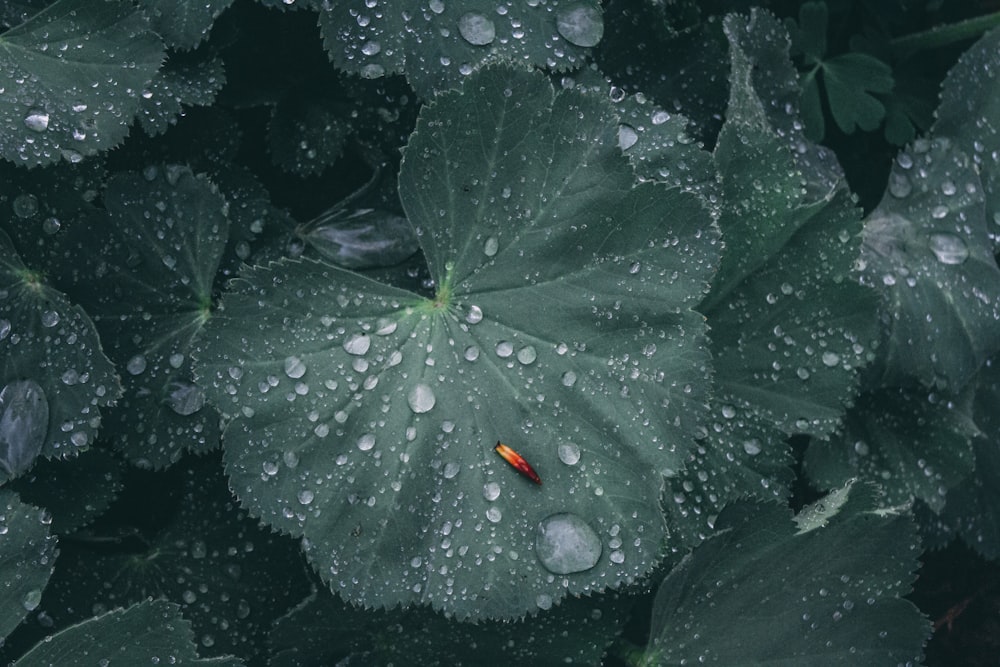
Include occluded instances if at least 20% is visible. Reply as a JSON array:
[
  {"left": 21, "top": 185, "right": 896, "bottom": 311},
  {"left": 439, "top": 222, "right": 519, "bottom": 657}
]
[
  {"left": 0, "top": 0, "right": 164, "bottom": 167},
  {"left": 137, "top": 52, "right": 226, "bottom": 137},
  {"left": 318, "top": 0, "right": 604, "bottom": 98},
  {"left": 196, "top": 65, "right": 719, "bottom": 619}
]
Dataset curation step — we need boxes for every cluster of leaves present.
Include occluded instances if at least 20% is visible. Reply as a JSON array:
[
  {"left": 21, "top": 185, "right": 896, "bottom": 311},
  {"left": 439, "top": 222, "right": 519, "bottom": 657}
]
[{"left": 1, "top": 0, "right": 999, "bottom": 665}]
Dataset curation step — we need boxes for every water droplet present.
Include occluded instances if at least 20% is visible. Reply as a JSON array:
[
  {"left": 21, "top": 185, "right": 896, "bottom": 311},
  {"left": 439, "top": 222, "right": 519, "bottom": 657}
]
[
  {"left": 284, "top": 355, "right": 307, "bottom": 378},
  {"left": 561, "top": 370, "right": 577, "bottom": 387},
  {"left": 928, "top": 232, "right": 968, "bottom": 265},
  {"left": 22, "top": 589, "right": 42, "bottom": 611},
  {"left": 357, "top": 433, "right": 376, "bottom": 451},
  {"left": 12, "top": 194, "right": 38, "bottom": 219},
  {"left": 557, "top": 442, "right": 581, "bottom": 465},
  {"left": 556, "top": 4, "right": 604, "bottom": 47},
  {"left": 0, "top": 320, "right": 10, "bottom": 340},
  {"left": 0, "top": 380, "right": 49, "bottom": 479},
  {"left": 742, "top": 439, "right": 762, "bottom": 456},
  {"left": 483, "top": 236, "right": 499, "bottom": 257},
  {"left": 535, "top": 512, "right": 602, "bottom": 574},
  {"left": 407, "top": 383, "right": 436, "bottom": 413},
  {"left": 495, "top": 341, "right": 513, "bottom": 358},
  {"left": 516, "top": 345, "right": 537, "bottom": 365},
  {"left": 167, "top": 381, "right": 206, "bottom": 416},
  {"left": 821, "top": 351, "right": 841, "bottom": 367},
  {"left": 40, "top": 310, "right": 59, "bottom": 328},
  {"left": 486, "top": 506, "right": 502, "bottom": 523},
  {"left": 429, "top": 0, "right": 444, "bottom": 13},
  {"left": 465, "top": 304, "right": 483, "bottom": 324},
  {"left": 42, "top": 217, "right": 61, "bottom": 234},
  {"left": 343, "top": 333, "right": 371, "bottom": 356},
  {"left": 536, "top": 593, "right": 553, "bottom": 610},
  {"left": 361, "top": 40, "right": 381, "bottom": 56},
  {"left": 618, "top": 124, "right": 638, "bottom": 150},
  {"left": 458, "top": 13, "right": 496, "bottom": 45},
  {"left": 298, "top": 489, "right": 314, "bottom": 505},
  {"left": 360, "top": 63, "right": 385, "bottom": 79},
  {"left": 23, "top": 110, "right": 49, "bottom": 132},
  {"left": 483, "top": 481, "right": 501, "bottom": 501},
  {"left": 464, "top": 345, "right": 480, "bottom": 361},
  {"left": 443, "top": 461, "right": 460, "bottom": 479},
  {"left": 126, "top": 355, "right": 147, "bottom": 375}
]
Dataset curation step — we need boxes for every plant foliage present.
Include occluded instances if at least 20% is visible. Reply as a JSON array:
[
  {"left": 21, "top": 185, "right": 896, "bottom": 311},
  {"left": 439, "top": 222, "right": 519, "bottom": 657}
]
[{"left": 2, "top": 0, "right": 1000, "bottom": 664}]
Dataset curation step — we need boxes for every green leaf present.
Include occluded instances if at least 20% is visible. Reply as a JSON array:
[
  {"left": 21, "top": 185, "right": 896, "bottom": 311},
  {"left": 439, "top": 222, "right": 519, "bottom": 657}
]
[
  {"left": 821, "top": 52, "right": 893, "bottom": 134},
  {"left": 36, "top": 456, "right": 310, "bottom": 663},
  {"left": 7, "top": 448, "right": 124, "bottom": 534},
  {"left": 269, "top": 584, "right": 632, "bottom": 666},
  {"left": 138, "top": 0, "right": 234, "bottom": 51},
  {"left": 138, "top": 52, "right": 226, "bottom": 137},
  {"left": 11, "top": 598, "right": 244, "bottom": 666},
  {"left": 934, "top": 25, "right": 1000, "bottom": 252},
  {"left": 318, "top": 0, "right": 604, "bottom": 98},
  {"left": 0, "top": 230, "right": 121, "bottom": 479},
  {"left": 792, "top": 1, "right": 828, "bottom": 63},
  {"left": 645, "top": 483, "right": 930, "bottom": 666},
  {"left": 196, "top": 66, "right": 719, "bottom": 619},
  {"left": 0, "top": 0, "right": 164, "bottom": 167},
  {"left": 70, "top": 166, "right": 228, "bottom": 469},
  {"left": 805, "top": 386, "right": 977, "bottom": 513},
  {"left": 860, "top": 137, "right": 1000, "bottom": 390},
  {"left": 267, "top": 89, "right": 353, "bottom": 176},
  {"left": 0, "top": 489, "right": 56, "bottom": 642}
]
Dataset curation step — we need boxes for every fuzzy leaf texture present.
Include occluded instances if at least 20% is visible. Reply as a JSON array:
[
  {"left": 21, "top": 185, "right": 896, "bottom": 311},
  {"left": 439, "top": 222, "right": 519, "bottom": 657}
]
[{"left": 195, "top": 65, "right": 719, "bottom": 620}]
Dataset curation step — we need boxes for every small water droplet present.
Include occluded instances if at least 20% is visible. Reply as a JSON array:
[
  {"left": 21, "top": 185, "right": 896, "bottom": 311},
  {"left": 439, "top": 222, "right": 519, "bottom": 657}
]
[
  {"left": 557, "top": 442, "right": 581, "bottom": 465},
  {"left": 561, "top": 370, "right": 577, "bottom": 387},
  {"left": 821, "top": 351, "right": 841, "bottom": 367},
  {"left": 298, "top": 489, "right": 314, "bottom": 505},
  {"left": 495, "top": 341, "right": 513, "bottom": 358},
  {"left": 284, "top": 355, "right": 307, "bottom": 378},
  {"left": 458, "top": 12, "right": 496, "bottom": 45},
  {"left": 742, "top": 439, "right": 762, "bottom": 456},
  {"left": 40, "top": 310, "right": 59, "bottom": 328},
  {"left": 483, "top": 236, "right": 499, "bottom": 257},
  {"left": 465, "top": 304, "right": 483, "bottom": 324},
  {"left": 12, "top": 194, "right": 38, "bottom": 219},
  {"left": 535, "top": 512, "right": 602, "bottom": 574},
  {"left": 486, "top": 506, "right": 502, "bottom": 523},
  {"left": 483, "top": 481, "right": 501, "bottom": 501},
  {"left": 556, "top": 4, "right": 604, "bottom": 47},
  {"left": 167, "top": 381, "right": 206, "bottom": 416},
  {"left": 928, "top": 232, "right": 968, "bottom": 265},
  {"left": 443, "top": 461, "right": 460, "bottom": 479},
  {"left": 536, "top": 593, "right": 553, "bottom": 610},
  {"left": 516, "top": 345, "right": 537, "bottom": 365},
  {"left": 343, "top": 333, "right": 371, "bottom": 356},
  {"left": 407, "top": 382, "right": 436, "bottom": 413},
  {"left": 21, "top": 589, "right": 42, "bottom": 611},
  {"left": 464, "top": 345, "right": 480, "bottom": 361},
  {"left": 618, "top": 124, "right": 638, "bottom": 150},
  {"left": 126, "top": 355, "right": 147, "bottom": 375},
  {"left": 361, "top": 40, "right": 381, "bottom": 56},
  {"left": 357, "top": 433, "right": 376, "bottom": 451},
  {"left": 23, "top": 111, "right": 49, "bottom": 132}
]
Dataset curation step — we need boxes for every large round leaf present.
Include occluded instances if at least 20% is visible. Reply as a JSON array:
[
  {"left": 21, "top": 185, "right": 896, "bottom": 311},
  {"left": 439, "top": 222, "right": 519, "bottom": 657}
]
[{"left": 196, "top": 66, "right": 718, "bottom": 619}]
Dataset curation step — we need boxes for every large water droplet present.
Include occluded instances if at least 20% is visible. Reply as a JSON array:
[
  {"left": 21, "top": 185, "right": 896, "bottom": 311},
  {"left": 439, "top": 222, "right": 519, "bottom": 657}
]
[
  {"left": 284, "top": 355, "right": 307, "bottom": 379},
  {"left": 483, "top": 236, "right": 499, "bottom": 257},
  {"left": 357, "top": 433, "right": 376, "bottom": 451},
  {"left": 458, "top": 12, "right": 496, "bottom": 45},
  {"left": 928, "top": 232, "right": 969, "bottom": 265},
  {"left": 167, "top": 381, "right": 206, "bottom": 416},
  {"left": 343, "top": 333, "right": 371, "bottom": 356},
  {"left": 556, "top": 4, "right": 604, "bottom": 47},
  {"left": 0, "top": 379, "right": 49, "bottom": 479},
  {"left": 557, "top": 442, "right": 581, "bottom": 465},
  {"left": 23, "top": 110, "right": 49, "bottom": 132},
  {"left": 407, "top": 383, "right": 436, "bottom": 413},
  {"left": 126, "top": 355, "right": 147, "bottom": 375},
  {"left": 483, "top": 481, "right": 501, "bottom": 501},
  {"left": 516, "top": 345, "right": 537, "bottom": 365},
  {"left": 535, "top": 512, "right": 602, "bottom": 574}
]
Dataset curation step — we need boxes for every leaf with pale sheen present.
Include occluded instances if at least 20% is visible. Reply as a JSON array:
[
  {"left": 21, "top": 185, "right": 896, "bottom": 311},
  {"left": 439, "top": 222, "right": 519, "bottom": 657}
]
[
  {"left": 0, "top": 0, "right": 164, "bottom": 167},
  {"left": 196, "top": 66, "right": 718, "bottom": 619},
  {"left": 646, "top": 483, "right": 930, "bottom": 666}
]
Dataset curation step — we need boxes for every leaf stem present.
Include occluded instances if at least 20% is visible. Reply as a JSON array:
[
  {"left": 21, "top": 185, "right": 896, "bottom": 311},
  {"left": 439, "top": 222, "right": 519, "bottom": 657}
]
[{"left": 890, "top": 11, "right": 1000, "bottom": 56}]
